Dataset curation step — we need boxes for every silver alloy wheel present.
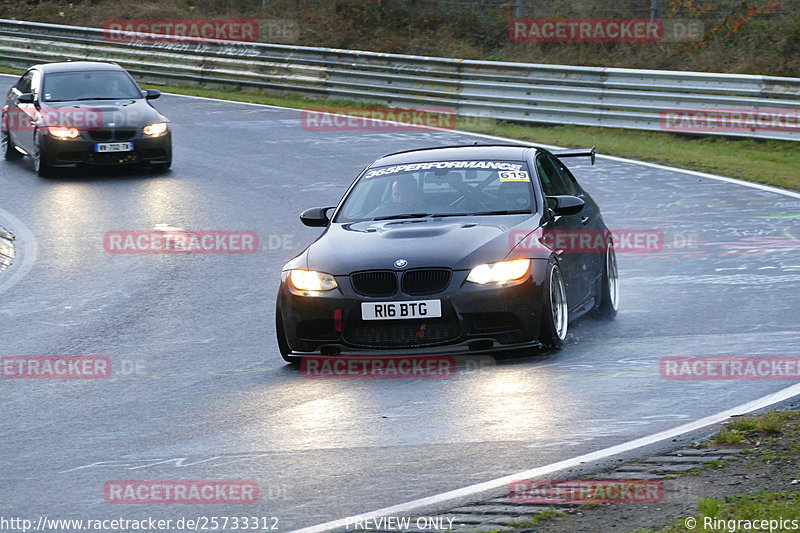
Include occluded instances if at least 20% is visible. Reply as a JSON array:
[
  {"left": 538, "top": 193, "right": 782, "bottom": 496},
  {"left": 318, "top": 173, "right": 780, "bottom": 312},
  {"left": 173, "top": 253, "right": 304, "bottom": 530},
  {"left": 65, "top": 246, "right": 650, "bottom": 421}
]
[
  {"left": 32, "top": 133, "right": 46, "bottom": 175},
  {"left": 606, "top": 243, "right": 619, "bottom": 312},
  {"left": 32, "top": 138, "right": 41, "bottom": 172},
  {"left": 550, "top": 266, "right": 568, "bottom": 340}
]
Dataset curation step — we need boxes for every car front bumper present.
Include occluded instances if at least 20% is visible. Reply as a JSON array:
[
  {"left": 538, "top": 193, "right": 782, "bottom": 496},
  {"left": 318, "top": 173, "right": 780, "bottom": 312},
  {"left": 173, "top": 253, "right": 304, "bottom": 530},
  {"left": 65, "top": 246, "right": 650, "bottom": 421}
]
[
  {"left": 40, "top": 131, "right": 171, "bottom": 168},
  {"left": 277, "top": 259, "right": 551, "bottom": 356}
]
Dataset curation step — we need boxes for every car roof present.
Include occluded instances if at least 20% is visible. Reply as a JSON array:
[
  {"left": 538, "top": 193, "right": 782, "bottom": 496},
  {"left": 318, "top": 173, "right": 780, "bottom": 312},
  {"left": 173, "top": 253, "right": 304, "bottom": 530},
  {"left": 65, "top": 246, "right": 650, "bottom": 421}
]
[
  {"left": 33, "top": 61, "right": 125, "bottom": 74},
  {"left": 373, "top": 144, "right": 539, "bottom": 166}
]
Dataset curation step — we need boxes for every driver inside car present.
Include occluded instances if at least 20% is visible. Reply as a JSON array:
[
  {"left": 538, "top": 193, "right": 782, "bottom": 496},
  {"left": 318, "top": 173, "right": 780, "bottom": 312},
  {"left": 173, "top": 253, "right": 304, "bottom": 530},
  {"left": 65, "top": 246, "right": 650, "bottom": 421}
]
[
  {"left": 363, "top": 175, "right": 426, "bottom": 219},
  {"left": 391, "top": 175, "right": 424, "bottom": 210}
]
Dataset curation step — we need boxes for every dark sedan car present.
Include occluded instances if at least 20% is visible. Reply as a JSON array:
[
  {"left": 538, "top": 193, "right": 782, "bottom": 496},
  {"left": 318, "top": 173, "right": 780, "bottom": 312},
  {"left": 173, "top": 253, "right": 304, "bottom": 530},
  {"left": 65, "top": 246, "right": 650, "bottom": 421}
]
[
  {"left": 1, "top": 61, "right": 171, "bottom": 176},
  {"left": 276, "top": 144, "right": 618, "bottom": 363}
]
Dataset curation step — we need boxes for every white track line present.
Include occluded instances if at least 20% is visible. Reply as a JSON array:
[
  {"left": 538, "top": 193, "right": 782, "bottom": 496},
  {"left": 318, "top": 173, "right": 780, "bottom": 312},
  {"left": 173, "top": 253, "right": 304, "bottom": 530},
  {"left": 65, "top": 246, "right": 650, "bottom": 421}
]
[
  {"left": 292, "top": 384, "right": 800, "bottom": 533},
  {"left": 2, "top": 72, "right": 799, "bottom": 531}
]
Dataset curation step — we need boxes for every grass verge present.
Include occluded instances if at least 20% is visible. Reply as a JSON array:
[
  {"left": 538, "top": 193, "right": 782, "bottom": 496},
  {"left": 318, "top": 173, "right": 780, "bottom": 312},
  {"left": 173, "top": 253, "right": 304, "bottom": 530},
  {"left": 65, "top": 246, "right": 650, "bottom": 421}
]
[
  {"left": 711, "top": 411, "right": 791, "bottom": 445},
  {"left": 641, "top": 490, "right": 800, "bottom": 533},
  {"left": 627, "top": 408, "right": 800, "bottom": 533}
]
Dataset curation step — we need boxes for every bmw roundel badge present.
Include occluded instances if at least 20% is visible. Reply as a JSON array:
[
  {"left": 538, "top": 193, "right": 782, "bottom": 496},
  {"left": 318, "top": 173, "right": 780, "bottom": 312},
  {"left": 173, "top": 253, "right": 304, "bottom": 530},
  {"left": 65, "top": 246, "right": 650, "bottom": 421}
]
[{"left": 394, "top": 259, "right": 408, "bottom": 268}]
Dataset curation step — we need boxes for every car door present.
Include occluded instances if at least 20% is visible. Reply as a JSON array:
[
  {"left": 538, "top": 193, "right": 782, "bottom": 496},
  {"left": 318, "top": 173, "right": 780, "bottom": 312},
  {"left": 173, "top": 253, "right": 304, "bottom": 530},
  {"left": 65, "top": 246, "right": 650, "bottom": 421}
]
[
  {"left": 535, "top": 152, "right": 590, "bottom": 309},
  {"left": 554, "top": 157, "right": 606, "bottom": 295},
  {"left": 7, "top": 70, "right": 36, "bottom": 154}
]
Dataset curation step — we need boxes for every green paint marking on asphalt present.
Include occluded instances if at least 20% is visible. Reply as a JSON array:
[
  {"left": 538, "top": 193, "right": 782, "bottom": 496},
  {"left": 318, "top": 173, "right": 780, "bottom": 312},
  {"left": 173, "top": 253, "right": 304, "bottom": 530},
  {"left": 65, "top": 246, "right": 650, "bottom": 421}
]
[{"left": 757, "top": 213, "right": 800, "bottom": 219}]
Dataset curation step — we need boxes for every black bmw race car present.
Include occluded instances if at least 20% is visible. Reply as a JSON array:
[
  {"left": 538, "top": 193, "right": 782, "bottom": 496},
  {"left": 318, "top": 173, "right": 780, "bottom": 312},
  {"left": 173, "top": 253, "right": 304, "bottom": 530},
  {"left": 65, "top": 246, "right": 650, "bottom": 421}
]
[
  {"left": 2, "top": 61, "right": 171, "bottom": 176},
  {"left": 276, "top": 144, "right": 618, "bottom": 363}
]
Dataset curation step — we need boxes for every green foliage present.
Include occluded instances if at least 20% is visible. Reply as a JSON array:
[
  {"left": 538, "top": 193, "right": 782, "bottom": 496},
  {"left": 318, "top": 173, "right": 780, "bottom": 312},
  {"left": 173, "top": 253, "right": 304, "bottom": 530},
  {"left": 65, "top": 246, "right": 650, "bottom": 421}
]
[
  {"left": 716, "top": 412, "right": 791, "bottom": 444},
  {"left": 728, "top": 418, "right": 760, "bottom": 433},
  {"left": 1, "top": 0, "right": 798, "bottom": 75},
  {"left": 698, "top": 495, "right": 723, "bottom": 518}
]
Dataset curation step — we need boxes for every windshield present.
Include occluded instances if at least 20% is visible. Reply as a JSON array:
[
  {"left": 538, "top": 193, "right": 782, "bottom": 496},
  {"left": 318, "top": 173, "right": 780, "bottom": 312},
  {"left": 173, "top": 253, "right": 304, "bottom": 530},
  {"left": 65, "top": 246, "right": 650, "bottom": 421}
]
[
  {"left": 42, "top": 71, "right": 142, "bottom": 102},
  {"left": 335, "top": 160, "right": 535, "bottom": 223}
]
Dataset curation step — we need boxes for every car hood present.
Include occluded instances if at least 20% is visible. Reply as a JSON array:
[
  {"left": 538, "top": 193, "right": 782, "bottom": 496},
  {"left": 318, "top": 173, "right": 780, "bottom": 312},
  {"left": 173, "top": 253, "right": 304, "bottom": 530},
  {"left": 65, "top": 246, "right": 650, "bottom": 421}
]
[
  {"left": 39, "top": 98, "right": 166, "bottom": 128},
  {"left": 297, "top": 215, "right": 547, "bottom": 275}
]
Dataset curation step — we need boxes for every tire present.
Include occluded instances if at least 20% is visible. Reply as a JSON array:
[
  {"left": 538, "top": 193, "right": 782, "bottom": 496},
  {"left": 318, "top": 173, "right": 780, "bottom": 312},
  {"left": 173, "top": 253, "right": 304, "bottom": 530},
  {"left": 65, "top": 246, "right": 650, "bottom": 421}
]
[
  {"left": 2, "top": 130, "right": 21, "bottom": 160},
  {"left": 593, "top": 242, "right": 619, "bottom": 320},
  {"left": 539, "top": 259, "right": 568, "bottom": 350},
  {"left": 276, "top": 309, "right": 300, "bottom": 365},
  {"left": 32, "top": 133, "right": 51, "bottom": 177}
]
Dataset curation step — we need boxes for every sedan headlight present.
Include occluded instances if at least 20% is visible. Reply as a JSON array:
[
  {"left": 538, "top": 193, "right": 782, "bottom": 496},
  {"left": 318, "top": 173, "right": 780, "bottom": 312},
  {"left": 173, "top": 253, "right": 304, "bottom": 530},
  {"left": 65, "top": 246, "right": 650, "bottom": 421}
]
[
  {"left": 287, "top": 269, "right": 338, "bottom": 292},
  {"left": 467, "top": 259, "right": 531, "bottom": 285},
  {"left": 143, "top": 122, "right": 168, "bottom": 136},
  {"left": 47, "top": 126, "right": 80, "bottom": 139}
]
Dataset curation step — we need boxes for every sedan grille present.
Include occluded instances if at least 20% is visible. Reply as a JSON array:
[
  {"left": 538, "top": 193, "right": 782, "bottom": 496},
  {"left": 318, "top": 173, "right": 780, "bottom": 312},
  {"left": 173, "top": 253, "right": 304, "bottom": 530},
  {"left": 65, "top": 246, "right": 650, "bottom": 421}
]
[
  {"left": 344, "top": 317, "right": 461, "bottom": 348},
  {"left": 88, "top": 129, "right": 137, "bottom": 141},
  {"left": 88, "top": 130, "right": 113, "bottom": 141},
  {"left": 115, "top": 129, "right": 136, "bottom": 141},
  {"left": 350, "top": 271, "right": 397, "bottom": 297},
  {"left": 401, "top": 268, "right": 451, "bottom": 295}
]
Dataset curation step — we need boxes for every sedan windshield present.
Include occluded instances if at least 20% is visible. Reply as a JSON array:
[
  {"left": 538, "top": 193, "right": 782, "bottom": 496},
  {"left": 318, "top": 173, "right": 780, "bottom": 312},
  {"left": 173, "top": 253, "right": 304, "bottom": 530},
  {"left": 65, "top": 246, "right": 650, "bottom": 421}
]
[
  {"left": 335, "top": 160, "right": 535, "bottom": 223},
  {"left": 42, "top": 71, "right": 143, "bottom": 102}
]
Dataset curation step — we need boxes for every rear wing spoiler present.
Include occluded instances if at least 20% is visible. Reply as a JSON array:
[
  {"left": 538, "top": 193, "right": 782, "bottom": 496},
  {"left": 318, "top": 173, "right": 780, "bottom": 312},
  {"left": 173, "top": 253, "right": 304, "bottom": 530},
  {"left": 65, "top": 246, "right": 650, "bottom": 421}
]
[{"left": 553, "top": 146, "right": 596, "bottom": 165}]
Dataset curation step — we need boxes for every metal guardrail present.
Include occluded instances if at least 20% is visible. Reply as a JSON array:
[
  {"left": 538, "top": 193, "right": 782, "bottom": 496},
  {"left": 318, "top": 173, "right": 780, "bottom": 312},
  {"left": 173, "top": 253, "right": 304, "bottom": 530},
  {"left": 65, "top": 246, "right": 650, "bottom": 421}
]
[{"left": 0, "top": 18, "right": 798, "bottom": 140}]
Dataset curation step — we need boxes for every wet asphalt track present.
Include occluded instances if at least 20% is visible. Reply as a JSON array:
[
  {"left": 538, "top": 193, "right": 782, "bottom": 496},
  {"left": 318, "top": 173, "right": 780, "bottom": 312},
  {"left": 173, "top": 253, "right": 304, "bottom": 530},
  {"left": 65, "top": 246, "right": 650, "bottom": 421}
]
[{"left": 2, "top": 77, "right": 800, "bottom": 531}]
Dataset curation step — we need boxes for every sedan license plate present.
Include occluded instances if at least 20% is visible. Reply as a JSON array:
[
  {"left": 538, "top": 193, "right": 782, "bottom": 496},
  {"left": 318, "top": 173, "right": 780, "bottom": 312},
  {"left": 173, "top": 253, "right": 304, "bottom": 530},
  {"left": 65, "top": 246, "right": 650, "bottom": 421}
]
[
  {"left": 361, "top": 300, "right": 441, "bottom": 321},
  {"left": 95, "top": 142, "right": 133, "bottom": 153}
]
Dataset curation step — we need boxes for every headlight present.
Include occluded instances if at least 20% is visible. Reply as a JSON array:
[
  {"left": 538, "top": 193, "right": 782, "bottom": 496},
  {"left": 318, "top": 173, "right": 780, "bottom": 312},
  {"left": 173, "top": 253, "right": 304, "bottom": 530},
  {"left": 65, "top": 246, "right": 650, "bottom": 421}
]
[
  {"left": 47, "top": 126, "right": 80, "bottom": 139},
  {"left": 467, "top": 259, "right": 531, "bottom": 285},
  {"left": 287, "top": 269, "right": 338, "bottom": 292},
  {"left": 143, "top": 122, "right": 168, "bottom": 136}
]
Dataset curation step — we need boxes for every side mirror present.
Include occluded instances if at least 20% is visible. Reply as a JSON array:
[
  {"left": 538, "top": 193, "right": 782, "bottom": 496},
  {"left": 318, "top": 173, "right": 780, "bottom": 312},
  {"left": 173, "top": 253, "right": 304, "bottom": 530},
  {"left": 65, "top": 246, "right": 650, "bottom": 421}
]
[
  {"left": 546, "top": 195, "right": 584, "bottom": 217},
  {"left": 300, "top": 206, "right": 335, "bottom": 227},
  {"left": 144, "top": 89, "right": 161, "bottom": 100},
  {"left": 17, "top": 93, "right": 35, "bottom": 104}
]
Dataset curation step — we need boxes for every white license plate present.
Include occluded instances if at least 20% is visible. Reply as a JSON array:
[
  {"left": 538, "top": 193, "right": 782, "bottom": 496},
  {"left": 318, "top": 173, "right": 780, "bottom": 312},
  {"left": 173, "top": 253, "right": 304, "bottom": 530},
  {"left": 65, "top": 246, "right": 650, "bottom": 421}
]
[
  {"left": 361, "top": 300, "right": 442, "bottom": 321},
  {"left": 95, "top": 142, "right": 133, "bottom": 153}
]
